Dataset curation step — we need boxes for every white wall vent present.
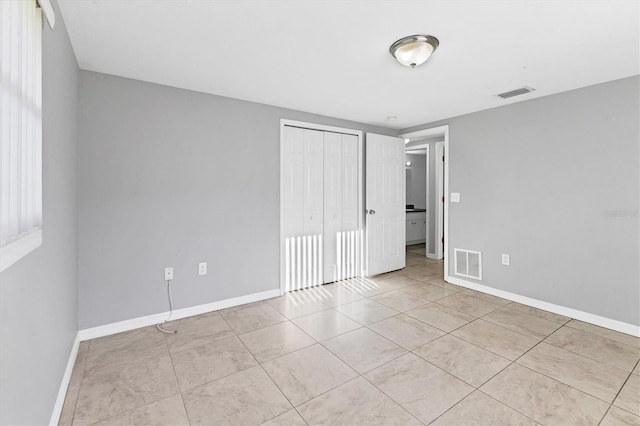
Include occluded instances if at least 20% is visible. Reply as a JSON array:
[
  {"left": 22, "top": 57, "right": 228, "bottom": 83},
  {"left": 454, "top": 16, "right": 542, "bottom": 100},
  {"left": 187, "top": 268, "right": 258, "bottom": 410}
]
[
  {"left": 454, "top": 248, "right": 482, "bottom": 280},
  {"left": 497, "top": 87, "right": 535, "bottom": 99}
]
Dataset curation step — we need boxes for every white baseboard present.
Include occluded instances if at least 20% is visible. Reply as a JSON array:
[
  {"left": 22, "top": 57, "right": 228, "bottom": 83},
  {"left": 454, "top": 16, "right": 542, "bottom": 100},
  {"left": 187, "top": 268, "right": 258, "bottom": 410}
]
[
  {"left": 426, "top": 252, "right": 438, "bottom": 260},
  {"left": 446, "top": 276, "right": 640, "bottom": 337},
  {"left": 49, "top": 333, "right": 80, "bottom": 425},
  {"left": 78, "top": 288, "right": 281, "bottom": 341}
]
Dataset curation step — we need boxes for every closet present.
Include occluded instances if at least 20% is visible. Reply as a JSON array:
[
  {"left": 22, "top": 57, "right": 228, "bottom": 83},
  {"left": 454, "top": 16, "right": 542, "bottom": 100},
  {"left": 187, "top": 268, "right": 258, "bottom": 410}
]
[{"left": 281, "top": 125, "right": 360, "bottom": 292}]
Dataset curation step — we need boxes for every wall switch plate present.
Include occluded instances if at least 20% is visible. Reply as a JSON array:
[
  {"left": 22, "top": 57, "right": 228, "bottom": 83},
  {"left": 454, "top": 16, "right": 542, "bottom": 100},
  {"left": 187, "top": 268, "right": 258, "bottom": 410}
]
[
  {"left": 198, "top": 262, "right": 207, "bottom": 276},
  {"left": 501, "top": 254, "right": 510, "bottom": 266},
  {"left": 164, "top": 267, "right": 174, "bottom": 280},
  {"left": 450, "top": 192, "right": 461, "bottom": 203}
]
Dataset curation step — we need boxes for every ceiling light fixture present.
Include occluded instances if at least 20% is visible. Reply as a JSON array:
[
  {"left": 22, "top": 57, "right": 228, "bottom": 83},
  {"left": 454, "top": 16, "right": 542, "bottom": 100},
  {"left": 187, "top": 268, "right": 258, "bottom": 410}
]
[
  {"left": 390, "top": 35, "right": 439, "bottom": 68},
  {"left": 404, "top": 138, "right": 411, "bottom": 144}
]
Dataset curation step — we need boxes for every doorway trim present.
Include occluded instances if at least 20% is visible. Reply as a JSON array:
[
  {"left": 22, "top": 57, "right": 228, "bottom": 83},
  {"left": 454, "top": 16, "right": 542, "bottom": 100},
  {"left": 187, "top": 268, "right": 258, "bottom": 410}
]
[
  {"left": 279, "top": 119, "right": 364, "bottom": 296},
  {"left": 400, "top": 125, "right": 449, "bottom": 281},
  {"left": 435, "top": 141, "right": 445, "bottom": 261}
]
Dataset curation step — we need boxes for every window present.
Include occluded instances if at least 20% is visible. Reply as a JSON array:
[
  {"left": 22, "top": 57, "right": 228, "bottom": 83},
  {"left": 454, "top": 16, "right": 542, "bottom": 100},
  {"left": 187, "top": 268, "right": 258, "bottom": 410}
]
[{"left": 0, "top": 0, "right": 43, "bottom": 272}]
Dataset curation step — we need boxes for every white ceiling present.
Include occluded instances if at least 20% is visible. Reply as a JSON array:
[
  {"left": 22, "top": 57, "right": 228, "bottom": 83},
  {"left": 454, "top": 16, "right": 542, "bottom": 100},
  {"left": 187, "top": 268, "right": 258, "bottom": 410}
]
[{"left": 57, "top": 0, "right": 639, "bottom": 129}]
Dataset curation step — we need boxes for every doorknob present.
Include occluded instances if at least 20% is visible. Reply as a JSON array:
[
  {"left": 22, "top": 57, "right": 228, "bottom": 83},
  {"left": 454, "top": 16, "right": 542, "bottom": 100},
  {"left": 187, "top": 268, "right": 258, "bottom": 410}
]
[{"left": 367, "top": 209, "right": 376, "bottom": 215}]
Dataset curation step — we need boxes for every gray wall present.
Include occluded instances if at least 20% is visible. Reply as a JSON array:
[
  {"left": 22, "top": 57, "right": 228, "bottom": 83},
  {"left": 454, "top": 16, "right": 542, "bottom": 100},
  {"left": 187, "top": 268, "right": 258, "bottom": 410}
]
[
  {"left": 0, "top": 3, "right": 79, "bottom": 424},
  {"left": 77, "top": 71, "right": 397, "bottom": 329},
  {"left": 405, "top": 153, "right": 427, "bottom": 209},
  {"left": 402, "top": 76, "right": 640, "bottom": 326}
]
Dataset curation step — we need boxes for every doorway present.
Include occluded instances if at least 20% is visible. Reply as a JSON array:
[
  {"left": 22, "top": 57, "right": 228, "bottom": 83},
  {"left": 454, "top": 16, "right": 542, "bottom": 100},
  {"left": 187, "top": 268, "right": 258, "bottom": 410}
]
[{"left": 400, "top": 125, "right": 449, "bottom": 280}]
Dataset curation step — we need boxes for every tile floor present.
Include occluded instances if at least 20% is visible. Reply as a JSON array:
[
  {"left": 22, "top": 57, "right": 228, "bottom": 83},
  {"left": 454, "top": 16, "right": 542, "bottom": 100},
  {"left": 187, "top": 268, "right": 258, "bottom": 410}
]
[{"left": 60, "top": 246, "right": 640, "bottom": 425}]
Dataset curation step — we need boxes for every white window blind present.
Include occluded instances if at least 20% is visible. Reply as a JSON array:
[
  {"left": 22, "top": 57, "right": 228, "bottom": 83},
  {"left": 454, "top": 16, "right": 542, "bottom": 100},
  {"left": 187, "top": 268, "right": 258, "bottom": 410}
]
[{"left": 0, "top": 0, "right": 43, "bottom": 271}]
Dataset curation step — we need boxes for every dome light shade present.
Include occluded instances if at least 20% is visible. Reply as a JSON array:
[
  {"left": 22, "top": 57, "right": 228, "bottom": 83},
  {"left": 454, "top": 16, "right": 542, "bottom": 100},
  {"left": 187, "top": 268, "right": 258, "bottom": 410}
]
[{"left": 390, "top": 35, "right": 439, "bottom": 68}]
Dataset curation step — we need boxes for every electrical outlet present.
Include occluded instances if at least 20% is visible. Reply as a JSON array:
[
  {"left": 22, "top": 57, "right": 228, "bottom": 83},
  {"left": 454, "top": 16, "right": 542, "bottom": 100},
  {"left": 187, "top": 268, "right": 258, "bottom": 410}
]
[
  {"left": 164, "top": 267, "right": 174, "bottom": 280},
  {"left": 198, "top": 262, "right": 207, "bottom": 276},
  {"left": 501, "top": 254, "right": 510, "bottom": 266},
  {"left": 450, "top": 192, "right": 460, "bottom": 203}
]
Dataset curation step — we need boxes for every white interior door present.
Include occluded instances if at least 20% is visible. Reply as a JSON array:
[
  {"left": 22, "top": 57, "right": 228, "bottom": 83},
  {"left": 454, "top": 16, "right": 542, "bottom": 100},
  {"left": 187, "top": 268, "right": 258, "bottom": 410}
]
[{"left": 366, "top": 133, "right": 405, "bottom": 276}]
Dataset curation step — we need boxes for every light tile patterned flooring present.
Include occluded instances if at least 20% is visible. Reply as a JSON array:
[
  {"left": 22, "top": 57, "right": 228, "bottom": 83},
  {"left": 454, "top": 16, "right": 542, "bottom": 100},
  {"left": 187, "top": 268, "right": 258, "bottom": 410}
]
[{"left": 60, "top": 246, "right": 640, "bottom": 425}]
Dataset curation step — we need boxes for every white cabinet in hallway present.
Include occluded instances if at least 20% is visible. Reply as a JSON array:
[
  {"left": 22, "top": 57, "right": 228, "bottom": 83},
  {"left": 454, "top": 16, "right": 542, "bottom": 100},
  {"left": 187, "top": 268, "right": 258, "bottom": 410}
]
[
  {"left": 406, "top": 211, "right": 426, "bottom": 244},
  {"left": 281, "top": 125, "right": 360, "bottom": 291}
]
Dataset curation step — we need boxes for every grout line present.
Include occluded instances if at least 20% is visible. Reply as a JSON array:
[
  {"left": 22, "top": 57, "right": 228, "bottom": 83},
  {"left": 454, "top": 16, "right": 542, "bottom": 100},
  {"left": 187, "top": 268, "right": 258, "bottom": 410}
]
[
  {"left": 597, "top": 404, "right": 614, "bottom": 426},
  {"left": 64, "top": 348, "right": 88, "bottom": 425},
  {"left": 358, "top": 374, "right": 427, "bottom": 425},
  {"left": 256, "top": 361, "right": 297, "bottom": 417},
  {"left": 170, "top": 340, "right": 260, "bottom": 394},
  {"left": 499, "top": 302, "right": 572, "bottom": 325},
  {"left": 475, "top": 389, "right": 540, "bottom": 425},
  {"left": 409, "top": 339, "right": 511, "bottom": 390},
  {"left": 160, "top": 326, "right": 193, "bottom": 426},
  {"left": 540, "top": 325, "right": 636, "bottom": 374},
  {"left": 71, "top": 332, "right": 174, "bottom": 424},
  {"left": 511, "top": 356, "right": 620, "bottom": 406},
  {"left": 310, "top": 325, "right": 428, "bottom": 425},
  {"left": 605, "top": 360, "right": 639, "bottom": 413},
  {"left": 257, "top": 347, "right": 359, "bottom": 423},
  {"left": 164, "top": 361, "right": 191, "bottom": 426},
  {"left": 564, "top": 320, "right": 640, "bottom": 346}
]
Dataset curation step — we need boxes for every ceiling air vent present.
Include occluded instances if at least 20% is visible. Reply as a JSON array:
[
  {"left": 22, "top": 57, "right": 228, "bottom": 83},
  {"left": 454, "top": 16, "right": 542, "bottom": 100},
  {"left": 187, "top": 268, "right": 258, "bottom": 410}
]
[{"left": 497, "top": 87, "right": 535, "bottom": 99}]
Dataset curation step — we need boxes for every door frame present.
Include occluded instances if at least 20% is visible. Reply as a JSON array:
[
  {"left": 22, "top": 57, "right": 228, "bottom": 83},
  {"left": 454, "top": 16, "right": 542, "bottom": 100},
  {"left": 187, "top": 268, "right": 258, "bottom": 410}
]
[
  {"left": 435, "top": 141, "right": 445, "bottom": 261},
  {"left": 404, "top": 143, "right": 430, "bottom": 254},
  {"left": 400, "top": 125, "right": 449, "bottom": 281},
  {"left": 279, "top": 119, "right": 364, "bottom": 295}
]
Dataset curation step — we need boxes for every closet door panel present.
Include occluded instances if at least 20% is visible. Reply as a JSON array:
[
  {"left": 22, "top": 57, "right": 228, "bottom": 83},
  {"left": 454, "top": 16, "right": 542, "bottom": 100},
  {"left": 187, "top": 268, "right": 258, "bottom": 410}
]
[
  {"left": 323, "top": 132, "right": 342, "bottom": 282},
  {"left": 302, "top": 129, "right": 324, "bottom": 237},
  {"left": 342, "top": 135, "right": 359, "bottom": 230},
  {"left": 302, "top": 129, "right": 324, "bottom": 286},
  {"left": 341, "top": 134, "right": 359, "bottom": 280},
  {"left": 282, "top": 126, "right": 304, "bottom": 238}
]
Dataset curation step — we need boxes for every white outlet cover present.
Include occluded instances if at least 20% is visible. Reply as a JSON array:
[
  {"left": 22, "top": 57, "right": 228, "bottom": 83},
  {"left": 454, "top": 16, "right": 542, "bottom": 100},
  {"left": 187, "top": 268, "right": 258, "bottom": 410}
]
[
  {"left": 501, "top": 254, "right": 510, "bottom": 266},
  {"left": 450, "top": 192, "right": 461, "bottom": 203},
  {"left": 198, "top": 262, "right": 207, "bottom": 276},
  {"left": 165, "top": 267, "right": 174, "bottom": 280}
]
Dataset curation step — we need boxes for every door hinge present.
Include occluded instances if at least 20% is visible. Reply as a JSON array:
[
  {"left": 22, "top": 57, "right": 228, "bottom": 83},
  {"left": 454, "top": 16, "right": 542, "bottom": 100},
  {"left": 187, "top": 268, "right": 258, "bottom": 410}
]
[
  {"left": 442, "top": 155, "right": 445, "bottom": 161},
  {"left": 442, "top": 237, "right": 444, "bottom": 243},
  {"left": 441, "top": 196, "right": 444, "bottom": 202}
]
